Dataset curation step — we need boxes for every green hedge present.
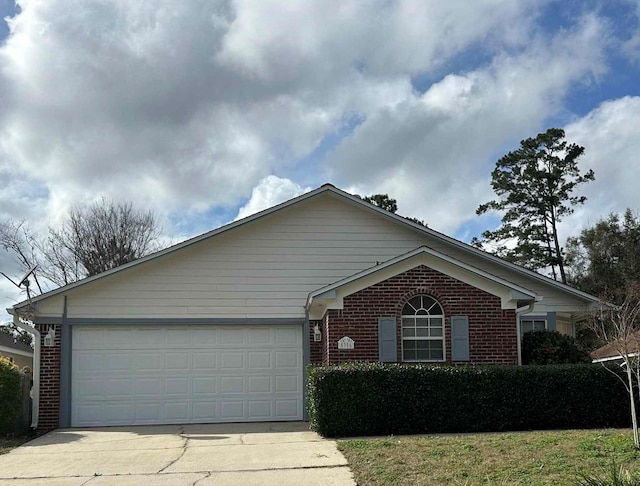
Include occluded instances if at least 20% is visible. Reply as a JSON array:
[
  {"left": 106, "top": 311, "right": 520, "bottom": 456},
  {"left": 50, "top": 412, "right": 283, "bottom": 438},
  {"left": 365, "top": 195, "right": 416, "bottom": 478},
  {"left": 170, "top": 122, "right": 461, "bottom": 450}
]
[
  {"left": 307, "top": 363, "right": 631, "bottom": 437},
  {"left": 0, "top": 357, "right": 21, "bottom": 435},
  {"left": 522, "top": 330, "right": 591, "bottom": 365}
]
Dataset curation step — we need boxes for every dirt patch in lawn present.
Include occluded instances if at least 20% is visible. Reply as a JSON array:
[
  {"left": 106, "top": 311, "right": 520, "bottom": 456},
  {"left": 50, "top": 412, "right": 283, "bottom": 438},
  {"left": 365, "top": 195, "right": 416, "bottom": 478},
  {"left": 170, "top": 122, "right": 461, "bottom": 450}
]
[{"left": 0, "top": 436, "right": 31, "bottom": 455}]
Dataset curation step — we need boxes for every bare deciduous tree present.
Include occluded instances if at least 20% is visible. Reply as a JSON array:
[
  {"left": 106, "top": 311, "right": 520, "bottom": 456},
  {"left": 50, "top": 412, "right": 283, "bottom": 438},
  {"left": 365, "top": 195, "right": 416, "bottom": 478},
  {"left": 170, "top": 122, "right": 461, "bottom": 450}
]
[
  {"left": 587, "top": 283, "right": 640, "bottom": 448},
  {"left": 0, "top": 220, "right": 44, "bottom": 294},
  {"left": 1, "top": 200, "right": 160, "bottom": 293},
  {"left": 50, "top": 199, "right": 160, "bottom": 277}
]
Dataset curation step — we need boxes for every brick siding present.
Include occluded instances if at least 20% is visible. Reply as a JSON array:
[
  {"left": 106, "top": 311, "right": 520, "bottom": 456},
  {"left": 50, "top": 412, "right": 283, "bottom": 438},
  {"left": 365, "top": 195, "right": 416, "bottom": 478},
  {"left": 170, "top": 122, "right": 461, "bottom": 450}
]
[
  {"left": 316, "top": 265, "right": 517, "bottom": 365},
  {"left": 37, "top": 323, "right": 61, "bottom": 432}
]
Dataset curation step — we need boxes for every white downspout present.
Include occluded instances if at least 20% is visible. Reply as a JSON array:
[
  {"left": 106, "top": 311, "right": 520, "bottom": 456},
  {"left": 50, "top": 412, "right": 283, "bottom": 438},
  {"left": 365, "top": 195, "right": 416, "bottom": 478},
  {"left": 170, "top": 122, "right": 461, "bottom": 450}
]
[
  {"left": 515, "top": 297, "right": 542, "bottom": 366},
  {"left": 10, "top": 311, "right": 40, "bottom": 429}
]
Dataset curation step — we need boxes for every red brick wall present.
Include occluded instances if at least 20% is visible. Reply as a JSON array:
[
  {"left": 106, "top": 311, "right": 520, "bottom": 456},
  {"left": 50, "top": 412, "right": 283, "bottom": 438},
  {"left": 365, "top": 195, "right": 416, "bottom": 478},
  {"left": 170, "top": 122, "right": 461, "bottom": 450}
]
[
  {"left": 322, "top": 265, "right": 517, "bottom": 365},
  {"left": 37, "top": 324, "right": 61, "bottom": 432},
  {"left": 309, "top": 319, "right": 323, "bottom": 364}
]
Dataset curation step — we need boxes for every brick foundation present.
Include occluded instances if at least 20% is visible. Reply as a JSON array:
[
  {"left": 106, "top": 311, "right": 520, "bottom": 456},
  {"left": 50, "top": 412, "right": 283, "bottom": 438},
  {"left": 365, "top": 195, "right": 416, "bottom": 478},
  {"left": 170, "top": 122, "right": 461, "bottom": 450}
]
[{"left": 316, "top": 265, "right": 517, "bottom": 365}]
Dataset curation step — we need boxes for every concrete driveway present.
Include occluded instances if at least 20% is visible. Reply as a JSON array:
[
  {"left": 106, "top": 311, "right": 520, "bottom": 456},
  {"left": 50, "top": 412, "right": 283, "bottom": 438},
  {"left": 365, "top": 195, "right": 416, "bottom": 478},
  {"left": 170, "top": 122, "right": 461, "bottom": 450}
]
[{"left": 0, "top": 422, "right": 355, "bottom": 485}]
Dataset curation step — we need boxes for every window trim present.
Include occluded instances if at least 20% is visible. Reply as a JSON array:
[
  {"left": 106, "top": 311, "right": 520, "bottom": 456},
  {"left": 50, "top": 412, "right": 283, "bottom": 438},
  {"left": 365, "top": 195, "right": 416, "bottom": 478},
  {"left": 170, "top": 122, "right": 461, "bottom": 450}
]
[
  {"left": 400, "top": 295, "right": 446, "bottom": 362},
  {"left": 519, "top": 318, "right": 547, "bottom": 337}
]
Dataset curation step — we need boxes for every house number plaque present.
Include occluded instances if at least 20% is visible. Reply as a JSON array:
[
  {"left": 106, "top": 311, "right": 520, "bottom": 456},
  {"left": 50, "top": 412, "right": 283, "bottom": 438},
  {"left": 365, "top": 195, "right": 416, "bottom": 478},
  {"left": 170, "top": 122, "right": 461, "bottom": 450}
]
[{"left": 337, "top": 336, "right": 355, "bottom": 350}]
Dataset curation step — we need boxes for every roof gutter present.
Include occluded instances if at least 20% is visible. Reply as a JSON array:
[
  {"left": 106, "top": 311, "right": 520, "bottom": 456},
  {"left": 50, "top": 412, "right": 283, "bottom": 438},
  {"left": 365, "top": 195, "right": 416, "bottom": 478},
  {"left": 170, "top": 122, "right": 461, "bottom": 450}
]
[
  {"left": 8, "top": 309, "right": 40, "bottom": 429},
  {"left": 592, "top": 353, "right": 639, "bottom": 364}
]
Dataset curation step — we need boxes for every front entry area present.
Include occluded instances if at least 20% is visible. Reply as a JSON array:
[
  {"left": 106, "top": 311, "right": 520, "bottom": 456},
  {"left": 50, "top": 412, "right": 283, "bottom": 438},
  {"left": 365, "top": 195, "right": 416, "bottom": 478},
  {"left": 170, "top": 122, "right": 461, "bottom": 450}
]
[{"left": 71, "top": 325, "right": 304, "bottom": 426}]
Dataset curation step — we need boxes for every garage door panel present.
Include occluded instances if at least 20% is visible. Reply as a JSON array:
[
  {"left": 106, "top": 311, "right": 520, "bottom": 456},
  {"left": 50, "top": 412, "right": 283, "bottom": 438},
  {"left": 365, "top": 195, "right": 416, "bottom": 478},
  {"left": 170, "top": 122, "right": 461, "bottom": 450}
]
[
  {"left": 72, "top": 325, "right": 303, "bottom": 426},
  {"left": 77, "top": 328, "right": 105, "bottom": 349},
  {"left": 275, "top": 375, "right": 299, "bottom": 393},
  {"left": 165, "top": 329, "right": 191, "bottom": 346},
  {"left": 192, "top": 377, "right": 217, "bottom": 395},
  {"left": 134, "top": 329, "right": 165, "bottom": 347},
  {"left": 275, "top": 351, "right": 299, "bottom": 368},
  {"left": 248, "top": 376, "right": 271, "bottom": 393},
  {"left": 105, "top": 404, "right": 134, "bottom": 424},
  {"left": 135, "top": 378, "right": 162, "bottom": 397},
  {"left": 221, "top": 328, "right": 244, "bottom": 345},
  {"left": 274, "top": 328, "right": 298, "bottom": 345},
  {"left": 75, "top": 378, "right": 134, "bottom": 400},
  {"left": 248, "top": 328, "right": 271, "bottom": 345},
  {"left": 220, "top": 401, "right": 244, "bottom": 419},
  {"left": 103, "top": 353, "right": 133, "bottom": 371},
  {"left": 275, "top": 400, "right": 299, "bottom": 418},
  {"left": 220, "top": 352, "right": 244, "bottom": 369},
  {"left": 165, "top": 377, "right": 190, "bottom": 396},
  {"left": 104, "top": 329, "right": 134, "bottom": 348},
  {"left": 191, "top": 328, "right": 218, "bottom": 347},
  {"left": 192, "top": 401, "right": 218, "bottom": 420},
  {"left": 248, "top": 352, "right": 271, "bottom": 369},
  {"left": 134, "top": 353, "right": 163, "bottom": 371},
  {"left": 164, "top": 402, "right": 190, "bottom": 421},
  {"left": 220, "top": 376, "right": 244, "bottom": 393},
  {"left": 249, "top": 400, "right": 272, "bottom": 419},
  {"left": 135, "top": 403, "right": 161, "bottom": 422},
  {"left": 165, "top": 352, "right": 190, "bottom": 370},
  {"left": 193, "top": 352, "right": 217, "bottom": 370},
  {"left": 75, "top": 351, "right": 103, "bottom": 372}
]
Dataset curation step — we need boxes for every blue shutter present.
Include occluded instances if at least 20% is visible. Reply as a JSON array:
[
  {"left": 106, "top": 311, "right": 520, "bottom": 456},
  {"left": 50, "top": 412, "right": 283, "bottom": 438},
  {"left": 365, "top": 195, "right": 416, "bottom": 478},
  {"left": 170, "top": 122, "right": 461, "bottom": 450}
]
[
  {"left": 378, "top": 317, "right": 397, "bottom": 362},
  {"left": 451, "top": 315, "right": 470, "bottom": 361},
  {"left": 546, "top": 312, "right": 557, "bottom": 331}
]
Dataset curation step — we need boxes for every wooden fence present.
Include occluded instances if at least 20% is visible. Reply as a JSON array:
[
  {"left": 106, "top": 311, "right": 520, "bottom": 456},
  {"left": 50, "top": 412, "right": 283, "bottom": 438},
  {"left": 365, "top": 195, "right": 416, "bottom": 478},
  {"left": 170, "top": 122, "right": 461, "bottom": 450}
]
[{"left": 15, "top": 372, "right": 32, "bottom": 433}]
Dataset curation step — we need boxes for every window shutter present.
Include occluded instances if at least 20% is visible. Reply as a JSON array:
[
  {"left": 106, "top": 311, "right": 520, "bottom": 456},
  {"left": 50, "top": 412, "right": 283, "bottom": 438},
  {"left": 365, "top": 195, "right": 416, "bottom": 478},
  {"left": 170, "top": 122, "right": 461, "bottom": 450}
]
[
  {"left": 451, "top": 315, "right": 470, "bottom": 361},
  {"left": 378, "top": 317, "right": 397, "bottom": 362}
]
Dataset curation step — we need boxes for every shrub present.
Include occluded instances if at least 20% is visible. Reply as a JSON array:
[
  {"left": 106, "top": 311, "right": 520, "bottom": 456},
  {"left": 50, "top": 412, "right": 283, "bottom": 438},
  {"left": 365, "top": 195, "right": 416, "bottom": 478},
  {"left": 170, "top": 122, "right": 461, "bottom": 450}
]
[
  {"left": 522, "top": 330, "right": 591, "bottom": 365},
  {"left": 0, "top": 357, "right": 21, "bottom": 435},
  {"left": 307, "top": 363, "right": 629, "bottom": 437}
]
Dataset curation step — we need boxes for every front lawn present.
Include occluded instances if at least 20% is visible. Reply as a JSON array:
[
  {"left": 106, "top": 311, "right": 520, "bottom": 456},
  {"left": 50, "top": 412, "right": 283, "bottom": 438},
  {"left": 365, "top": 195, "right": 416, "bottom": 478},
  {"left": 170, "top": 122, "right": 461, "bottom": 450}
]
[{"left": 339, "top": 429, "right": 640, "bottom": 485}]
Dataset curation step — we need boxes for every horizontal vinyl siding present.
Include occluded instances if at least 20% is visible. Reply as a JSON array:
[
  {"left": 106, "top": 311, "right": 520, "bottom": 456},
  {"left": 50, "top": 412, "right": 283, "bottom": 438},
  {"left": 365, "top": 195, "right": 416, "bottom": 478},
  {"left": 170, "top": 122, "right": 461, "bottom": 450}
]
[
  {"left": 428, "top": 246, "right": 589, "bottom": 309},
  {"left": 61, "top": 195, "right": 427, "bottom": 319},
  {"left": 37, "top": 193, "right": 590, "bottom": 320}
]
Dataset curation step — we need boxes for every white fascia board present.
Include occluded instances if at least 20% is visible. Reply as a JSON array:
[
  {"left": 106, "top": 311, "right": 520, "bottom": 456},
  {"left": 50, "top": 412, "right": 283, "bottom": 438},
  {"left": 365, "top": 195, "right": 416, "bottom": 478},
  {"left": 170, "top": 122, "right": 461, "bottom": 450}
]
[
  {"left": 307, "top": 246, "right": 538, "bottom": 316},
  {"left": 592, "top": 353, "right": 638, "bottom": 363}
]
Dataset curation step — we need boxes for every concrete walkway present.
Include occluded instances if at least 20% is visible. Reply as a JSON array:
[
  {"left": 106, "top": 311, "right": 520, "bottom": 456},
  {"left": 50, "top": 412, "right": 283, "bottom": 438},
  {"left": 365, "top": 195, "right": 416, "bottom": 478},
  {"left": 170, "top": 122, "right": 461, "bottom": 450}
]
[{"left": 0, "top": 422, "right": 355, "bottom": 485}]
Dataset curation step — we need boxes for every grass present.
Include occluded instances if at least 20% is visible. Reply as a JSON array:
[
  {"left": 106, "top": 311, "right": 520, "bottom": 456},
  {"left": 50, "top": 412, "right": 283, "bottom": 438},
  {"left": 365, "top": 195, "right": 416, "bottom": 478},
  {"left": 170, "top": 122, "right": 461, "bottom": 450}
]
[
  {"left": 0, "top": 436, "right": 30, "bottom": 455},
  {"left": 338, "top": 429, "right": 640, "bottom": 486}
]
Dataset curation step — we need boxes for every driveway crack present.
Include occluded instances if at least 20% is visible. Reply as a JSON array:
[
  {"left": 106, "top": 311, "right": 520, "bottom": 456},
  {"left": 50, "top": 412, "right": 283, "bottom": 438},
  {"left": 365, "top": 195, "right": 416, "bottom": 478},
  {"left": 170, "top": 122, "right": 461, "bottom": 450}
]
[
  {"left": 193, "top": 471, "right": 212, "bottom": 485},
  {"left": 157, "top": 425, "right": 188, "bottom": 473}
]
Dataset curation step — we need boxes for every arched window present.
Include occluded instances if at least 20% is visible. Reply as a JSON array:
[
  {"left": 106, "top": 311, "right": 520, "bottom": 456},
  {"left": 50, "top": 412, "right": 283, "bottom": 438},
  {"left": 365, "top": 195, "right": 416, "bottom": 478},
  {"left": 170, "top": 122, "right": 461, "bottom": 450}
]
[{"left": 401, "top": 295, "right": 445, "bottom": 361}]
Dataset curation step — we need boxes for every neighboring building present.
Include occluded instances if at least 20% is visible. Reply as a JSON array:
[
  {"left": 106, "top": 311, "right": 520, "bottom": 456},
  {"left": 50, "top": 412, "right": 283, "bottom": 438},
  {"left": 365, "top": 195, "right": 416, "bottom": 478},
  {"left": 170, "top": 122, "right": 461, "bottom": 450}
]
[
  {"left": 0, "top": 330, "right": 34, "bottom": 372},
  {"left": 591, "top": 332, "right": 640, "bottom": 364},
  {"left": 8, "top": 184, "right": 601, "bottom": 431}
]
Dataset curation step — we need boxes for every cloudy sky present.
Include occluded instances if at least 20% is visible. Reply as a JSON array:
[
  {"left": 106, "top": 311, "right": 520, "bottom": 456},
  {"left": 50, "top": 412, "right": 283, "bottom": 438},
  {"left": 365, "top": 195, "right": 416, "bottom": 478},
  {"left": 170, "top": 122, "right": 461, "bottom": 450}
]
[{"left": 1, "top": 0, "right": 639, "bottom": 311}]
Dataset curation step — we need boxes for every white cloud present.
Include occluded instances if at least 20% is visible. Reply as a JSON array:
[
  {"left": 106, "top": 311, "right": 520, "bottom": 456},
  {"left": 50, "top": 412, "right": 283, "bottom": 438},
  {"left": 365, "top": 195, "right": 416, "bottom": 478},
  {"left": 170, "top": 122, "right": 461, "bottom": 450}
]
[
  {"left": 0, "top": 0, "right": 634, "bottom": 311},
  {"left": 330, "top": 15, "right": 608, "bottom": 234},
  {"left": 560, "top": 96, "right": 640, "bottom": 239},
  {"left": 0, "top": 0, "right": 541, "bottom": 231},
  {"left": 622, "top": 0, "right": 640, "bottom": 63},
  {"left": 235, "top": 176, "right": 311, "bottom": 220}
]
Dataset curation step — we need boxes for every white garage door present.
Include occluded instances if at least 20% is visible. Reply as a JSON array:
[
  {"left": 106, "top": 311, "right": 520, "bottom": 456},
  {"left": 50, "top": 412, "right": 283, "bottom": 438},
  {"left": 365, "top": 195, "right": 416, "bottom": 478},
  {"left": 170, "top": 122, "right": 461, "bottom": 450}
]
[{"left": 71, "top": 325, "right": 303, "bottom": 426}]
